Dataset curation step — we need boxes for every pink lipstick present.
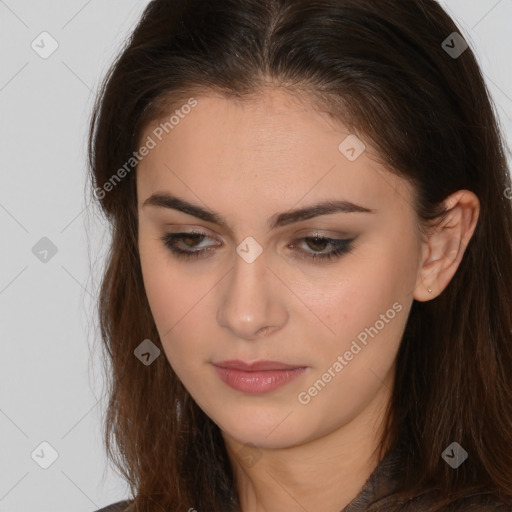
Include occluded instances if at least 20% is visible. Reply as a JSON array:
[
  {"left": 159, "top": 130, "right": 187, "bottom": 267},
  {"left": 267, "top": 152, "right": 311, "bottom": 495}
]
[{"left": 212, "top": 359, "right": 307, "bottom": 394}]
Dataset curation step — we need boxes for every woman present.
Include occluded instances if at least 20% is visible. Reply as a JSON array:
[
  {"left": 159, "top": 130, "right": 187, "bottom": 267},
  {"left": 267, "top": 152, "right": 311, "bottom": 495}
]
[{"left": 89, "top": 0, "right": 512, "bottom": 510}]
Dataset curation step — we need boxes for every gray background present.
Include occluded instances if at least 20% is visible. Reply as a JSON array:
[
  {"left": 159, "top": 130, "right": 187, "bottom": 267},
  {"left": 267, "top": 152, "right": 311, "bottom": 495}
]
[{"left": 0, "top": 1, "right": 511, "bottom": 511}]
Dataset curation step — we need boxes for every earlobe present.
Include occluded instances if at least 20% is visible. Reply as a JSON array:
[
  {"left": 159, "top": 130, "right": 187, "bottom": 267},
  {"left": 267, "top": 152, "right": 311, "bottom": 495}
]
[{"left": 413, "top": 189, "right": 480, "bottom": 302}]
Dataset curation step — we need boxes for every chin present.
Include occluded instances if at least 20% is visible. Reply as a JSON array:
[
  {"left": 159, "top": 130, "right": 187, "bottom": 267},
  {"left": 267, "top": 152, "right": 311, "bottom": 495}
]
[{"left": 214, "top": 407, "right": 311, "bottom": 449}]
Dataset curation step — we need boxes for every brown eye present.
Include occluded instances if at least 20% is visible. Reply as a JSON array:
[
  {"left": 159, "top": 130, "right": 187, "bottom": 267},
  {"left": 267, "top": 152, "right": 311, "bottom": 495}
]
[
  {"left": 180, "top": 233, "right": 205, "bottom": 247},
  {"left": 290, "top": 236, "right": 356, "bottom": 262},
  {"left": 304, "top": 237, "right": 329, "bottom": 252},
  {"left": 160, "top": 230, "right": 218, "bottom": 260}
]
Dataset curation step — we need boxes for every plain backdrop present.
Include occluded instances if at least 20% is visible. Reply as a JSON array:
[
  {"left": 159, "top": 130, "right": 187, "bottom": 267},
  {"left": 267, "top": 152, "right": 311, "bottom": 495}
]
[{"left": 0, "top": 1, "right": 511, "bottom": 511}]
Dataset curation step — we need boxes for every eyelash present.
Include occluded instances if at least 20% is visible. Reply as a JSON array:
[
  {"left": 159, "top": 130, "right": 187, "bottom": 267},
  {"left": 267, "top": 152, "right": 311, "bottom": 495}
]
[{"left": 159, "top": 230, "right": 355, "bottom": 263}]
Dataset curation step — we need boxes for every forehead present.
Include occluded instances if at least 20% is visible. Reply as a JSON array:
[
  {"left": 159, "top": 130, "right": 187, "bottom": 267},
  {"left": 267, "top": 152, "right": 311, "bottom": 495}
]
[
  {"left": 136, "top": 89, "right": 414, "bottom": 217},
  {"left": 141, "top": 88, "right": 343, "bottom": 161}
]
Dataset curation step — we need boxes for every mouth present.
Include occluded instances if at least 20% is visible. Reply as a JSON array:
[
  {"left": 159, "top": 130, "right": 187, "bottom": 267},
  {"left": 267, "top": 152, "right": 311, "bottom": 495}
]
[
  {"left": 212, "top": 359, "right": 308, "bottom": 394},
  {"left": 212, "top": 359, "right": 306, "bottom": 371}
]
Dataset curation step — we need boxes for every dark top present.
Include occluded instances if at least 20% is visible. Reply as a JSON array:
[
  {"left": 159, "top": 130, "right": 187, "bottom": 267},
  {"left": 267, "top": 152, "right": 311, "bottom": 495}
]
[
  {"left": 94, "top": 502, "right": 133, "bottom": 512},
  {"left": 93, "top": 445, "right": 511, "bottom": 511}
]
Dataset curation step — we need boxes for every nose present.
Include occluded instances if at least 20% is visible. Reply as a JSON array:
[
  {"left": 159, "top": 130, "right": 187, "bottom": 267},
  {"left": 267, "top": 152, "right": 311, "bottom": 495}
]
[{"left": 216, "top": 248, "right": 289, "bottom": 341}]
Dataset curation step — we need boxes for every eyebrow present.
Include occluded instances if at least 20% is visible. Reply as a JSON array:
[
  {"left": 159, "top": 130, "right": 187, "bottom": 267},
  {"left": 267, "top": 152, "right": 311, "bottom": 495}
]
[{"left": 142, "top": 192, "right": 376, "bottom": 230}]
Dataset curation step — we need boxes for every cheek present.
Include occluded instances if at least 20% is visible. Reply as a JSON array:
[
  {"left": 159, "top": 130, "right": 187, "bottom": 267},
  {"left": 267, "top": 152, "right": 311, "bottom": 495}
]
[
  {"left": 296, "top": 268, "right": 408, "bottom": 430},
  {"left": 138, "top": 236, "right": 215, "bottom": 375},
  {"left": 139, "top": 244, "right": 171, "bottom": 325},
  {"left": 304, "top": 264, "right": 391, "bottom": 342},
  {"left": 140, "top": 265, "right": 197, "bottom": 378},
  {"left": 139, "top": 237, "right": 186, "bottom": 343},
  {"left": 309, "top": 236, "right": 415, "bottom": 365},
  {"left": 139, "top": 229, "right": 188, "bottom": 319}
]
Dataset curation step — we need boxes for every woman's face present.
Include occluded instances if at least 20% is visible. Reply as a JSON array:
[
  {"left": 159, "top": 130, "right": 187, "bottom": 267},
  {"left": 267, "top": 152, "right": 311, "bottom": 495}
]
[{"left": 136, "top": 89, "right": 423, "bottom": 450}]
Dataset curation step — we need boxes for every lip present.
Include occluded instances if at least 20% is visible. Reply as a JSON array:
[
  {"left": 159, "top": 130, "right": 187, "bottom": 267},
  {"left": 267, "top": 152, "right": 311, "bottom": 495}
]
[
  {"left": 213, "top": 359, "right": 304, "bottom": 371},
  {"left": 212, "top": 360, "right": 307, "bottom": 394}
]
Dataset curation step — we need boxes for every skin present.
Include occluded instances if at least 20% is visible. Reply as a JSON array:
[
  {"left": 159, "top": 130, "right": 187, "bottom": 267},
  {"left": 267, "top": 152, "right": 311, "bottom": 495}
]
[{"left": 136, "top": 88, "right": 480, "bottom": 512}]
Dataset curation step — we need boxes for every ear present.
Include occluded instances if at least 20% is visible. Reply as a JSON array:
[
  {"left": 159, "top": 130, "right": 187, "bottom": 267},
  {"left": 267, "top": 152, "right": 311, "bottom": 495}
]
[{"left": 413, "top": 189, "right": 480, "bottom": 302}]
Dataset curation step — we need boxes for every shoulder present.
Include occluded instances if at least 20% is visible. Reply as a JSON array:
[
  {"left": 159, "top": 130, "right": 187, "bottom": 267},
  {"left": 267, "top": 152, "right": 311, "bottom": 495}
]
[
  {"left": 366, "top": 489, "right": 512, "bottom": 511},
  {"left": 404, "top": 491, "right": 512, "bottom": 511},
  {"left": 93, "top": 500, "right": 134, "bottom": 512},
  {"left": 443, "top": 493, "right": 512, "bottom": 511}
]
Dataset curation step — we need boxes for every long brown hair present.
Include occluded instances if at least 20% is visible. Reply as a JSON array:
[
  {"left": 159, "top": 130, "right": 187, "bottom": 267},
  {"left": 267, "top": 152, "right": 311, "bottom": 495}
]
[{"left": 87, "top": 1, "right": 512, "bottom": 510}]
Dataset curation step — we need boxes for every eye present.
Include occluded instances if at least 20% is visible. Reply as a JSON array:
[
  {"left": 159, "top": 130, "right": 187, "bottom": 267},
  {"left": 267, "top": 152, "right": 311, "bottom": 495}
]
[
  {"left": 160, "top": 231, "right": 356, "bottom": 263},
  {"left": 160, "top": 230, "right": 217, "bottom": 260},
  {"left": 290, "top": 235, "right": 356, "bottom": 262}
]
